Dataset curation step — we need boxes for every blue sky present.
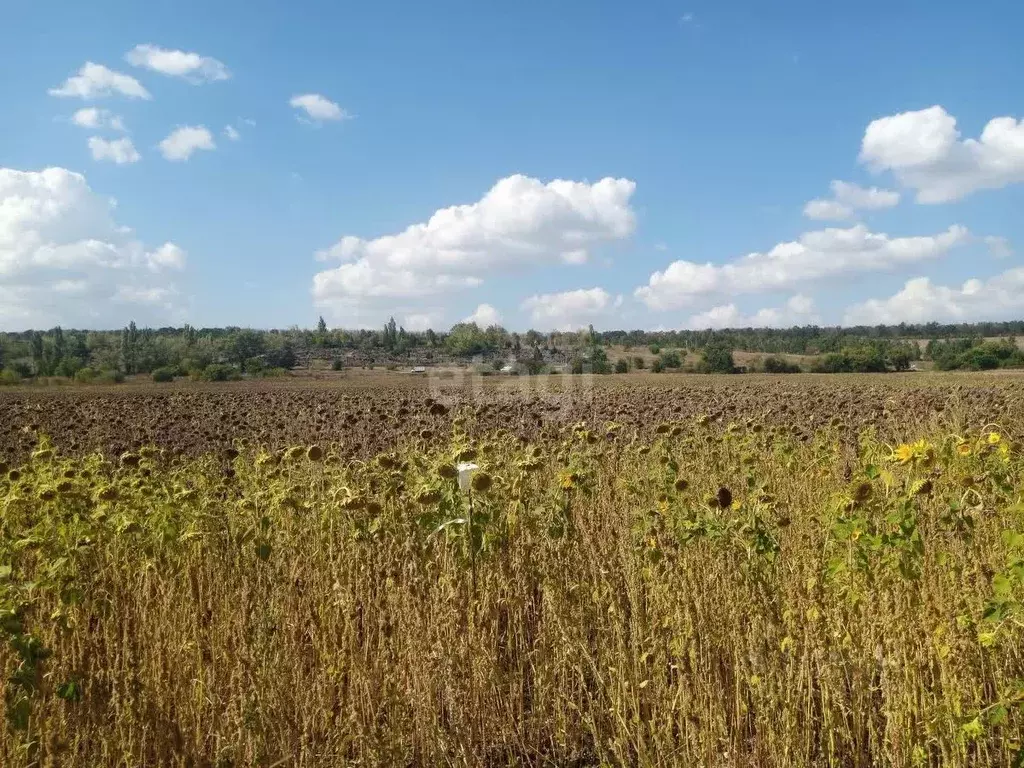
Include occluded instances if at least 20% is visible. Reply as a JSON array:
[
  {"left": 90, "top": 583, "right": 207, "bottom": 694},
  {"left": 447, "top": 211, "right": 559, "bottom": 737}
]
[{"left": 2, "top": 0, "right": 1022, "bottom": 331}]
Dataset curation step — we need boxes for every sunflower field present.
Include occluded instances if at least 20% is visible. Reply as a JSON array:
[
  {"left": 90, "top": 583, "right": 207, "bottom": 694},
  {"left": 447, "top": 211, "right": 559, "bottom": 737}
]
[{"left": 1, "top": 397, "right": 1023, "bottom": 765}]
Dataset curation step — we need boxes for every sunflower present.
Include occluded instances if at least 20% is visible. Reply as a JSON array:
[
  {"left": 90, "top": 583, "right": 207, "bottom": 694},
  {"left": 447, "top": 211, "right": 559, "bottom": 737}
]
[{"left": 894, "top": 443, "right": 916, "bottom": 465}]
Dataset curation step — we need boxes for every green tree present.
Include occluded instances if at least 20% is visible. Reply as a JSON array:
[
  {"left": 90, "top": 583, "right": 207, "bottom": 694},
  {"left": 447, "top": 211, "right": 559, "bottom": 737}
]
[
  {"left": 589, "top": 346, "right": 611, "bottom": 374},
  {"left": 120, "top": 321, "right": 139, "bottom": 374},
  {"left": 29, "top": 331, "right": 44, "bottom": 375},
  {"left": 524, "top": 347, "right": 544, "bottom": 375},
  {"left": 446, "top": 323, "right": 491, "bottom": 356},
  {"left": 699, "top": 342, "right": 736, "bottom": 374},
  {"left": 383, "top": 317, "right": 398, "bottom": 350},
  {"left": 265, "top": 341, "right": 297, "bottom": 369},
  {"left": 660, "top": 350, "right": 683, "bottom": 369},
  {"left": 225, "top": 329, "right": 266, "bottom": 365},
  {"left": 314, "top": 315, "right": 329, "bottom": 347},
  {"left": 887, "top": 347, "right": 912, "bottom": 372}
]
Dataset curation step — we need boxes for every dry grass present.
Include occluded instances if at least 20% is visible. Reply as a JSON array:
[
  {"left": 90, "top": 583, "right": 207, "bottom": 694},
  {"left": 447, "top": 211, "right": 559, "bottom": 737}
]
[{"left": 2, "top": 409, "right": 1023, "bottom": 766}]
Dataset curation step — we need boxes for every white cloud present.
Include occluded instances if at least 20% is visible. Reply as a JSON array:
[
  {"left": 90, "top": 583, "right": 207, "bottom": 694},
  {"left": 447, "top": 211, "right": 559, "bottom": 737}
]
[
  {"left": 49, "top": 62, "right": 151, "bottom": 100},
  {"left": 404, "top": 312, "right": 442, "bottom": 332},
  {"left": 803, "top": 180, "right": 899, "bottom": 221},
  {"left": 125, "top": 44, "right": 230, "bottom": 82},
  {"left": 114, "top": 285, "right": 178, "bottom": 305},
  {"left": 521, "top": 287, "right": 619, "bottom": 330},
  {"left": 313, "top": 263, "right": 480, "bottom": 301},
  {"left": 465, "top": 303, "right": 502, "bottom": 327},
  {"left": 71, "top": 108, "right": 125, "bottom": 131},
  {"left": 313, "top": 174, "right": 636, "bottom": 323},
  {"left": 88, "top": 137, "right": 140, "bottom": 165},
  {"left": 290, "top": 93, "right": 347, "bottom": 122},
  {"left": 803, "top": 199, "right": 854, "bottom": 221},
  {"left": 984, "top": 235, "right": 1013, "bottom": 259},
  {"left": 636, "top": 223, "right": 969, "bottom": 311},
  {"left": 0, "top": 166, "right": 187, "bottom": 328},
  {"left": 843, "top": 269, "right": 1024, "bottom": 325},
  {"left": 158, "top": 126, "right": 215, "bottom": 161},
  {"left": 223, "top": 125, "right": 240, "bottom": 141},
  {"left": 860, "top": 105, "right": 1024, "bottom": 203},
  {"left": 686, "top": 295, "right": 819, "bottom": 329},
  {"left": 831, "top": 180, "right": 901, "bottom": 210},
  {"left": 145, "top": 243, "right": 186, "bottom": 271}
]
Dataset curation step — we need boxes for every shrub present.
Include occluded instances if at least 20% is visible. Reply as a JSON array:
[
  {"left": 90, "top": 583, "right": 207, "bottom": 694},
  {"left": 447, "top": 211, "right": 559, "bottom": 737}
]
[
  {"left": 649, "top": 344, "right": 661, "bottom": 355},
  {"left": 698, "top": 343, "right": 736, "bottom": 374},
  {"left": 812, "top": 346, "right": 886, "bottom": 373},
  {"left": 651, "top": 358, "right": 664, "bottom": 373},
  {"left": 55, "top": 357, "right": 82, "bottom": 378},
  {"left": 199, "top": 364, "right": 240, "bottom": 382},
  {"left": 0, "top": 368, "right": 22, "bottom": 386},
  {"left": 152, "top": 367, "right": 177, "bottom": 383},
  {"left": 243, "top": 357, "right": 265, "bottom": 376},
  {"left": 614, "top": 359, "right": 629, "bottom": 374},
  {"left": 763, "top": 356, "right": 801, "bottom": 374},
  {"left": 10, "top": 361, "right": 33, "bottom": 378},
  {"left": 73, "top": 368, "right": 97, "bottom": 384},
  {"left": 632, "top": 356, "right": 645, "bottom": 370},
  {"left": 331, "top": 358, "right": 344, "bottom": 371},
  {"left": 265, "top": 345, "right": 298, "bottom": 370},
  {"left": 96, "top": 369, "right": 125, "bottom": 384},
  {"left": 660, "top": 350, "right": 683, "bottom": 369},
  {"left": 589, "top": 347, "right": 611, "bottom": 374}
]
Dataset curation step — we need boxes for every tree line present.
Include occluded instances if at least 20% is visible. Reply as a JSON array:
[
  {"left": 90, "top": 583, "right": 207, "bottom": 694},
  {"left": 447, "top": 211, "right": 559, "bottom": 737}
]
[{"left": 1, "top": 317, "right": 1021, "bottom": 384}]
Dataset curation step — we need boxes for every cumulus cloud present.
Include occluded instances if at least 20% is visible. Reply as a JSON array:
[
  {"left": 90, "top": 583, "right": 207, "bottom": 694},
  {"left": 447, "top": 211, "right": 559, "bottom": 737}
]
[
  {"left": 145, "top": 243, "right": 186, "bottom": 271},
  {"left": 521, "top": 288, "right": 620, "bottom": 330},
  {"left": 686, "top": 295, "right": 819, "bottom": 329},
  {"left": 843, "top": 269, "right": 1024, "bottom": 325},
  {"left": 313, "top": 174, "right": 636, "bottom": 323},
  {"left": 49, "top": 62, "right": 150, "bottom": 100},
  {"left": 804, "top": 180, "right": 900, "bottom": 221},
  {"left": 71, "top": 108, "right": 125, "bottom": 131},
  {"left": 290, "top": 93, "right": 347, "bottom": 122},
  {"left": 403, "top": 312, "right": 443, "bottom": 332},
  {"left": 465, "top": 303, "right": 502, "bottom": 327},
  {"left": 803, "top": 199, "right": 854, "bottom": 221},
  {"left": 125, "top": 44, "right": 230, "bottom": 82},
  {"left": 860, "top": 105, "right": 1024, "bottom": 203},
  {"left": 87, "top": 137, "right": 140, "bottom": 165},
  {"left": 223, "top": 125, "right": 240, "bottom": 141},
  {"left": 635, "top": 223, "right": 969, "bottom": 311},
  {"left": 158, "top": 126, "right": 215, "bottom": 161},
  {"left": 0, "top": 167, "right": 187, "bottom": 328}
]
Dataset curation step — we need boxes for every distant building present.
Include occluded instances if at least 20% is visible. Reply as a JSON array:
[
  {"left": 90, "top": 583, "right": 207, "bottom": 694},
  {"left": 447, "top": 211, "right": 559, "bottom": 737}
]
[{"left": 411, "top": 366, "right": 427, "bottom": 374}]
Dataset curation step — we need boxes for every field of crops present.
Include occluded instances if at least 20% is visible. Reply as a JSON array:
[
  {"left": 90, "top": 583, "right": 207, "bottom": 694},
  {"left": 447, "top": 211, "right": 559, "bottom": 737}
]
[{"left": 2, "top": 374, "right": 1024, "bottom": 766}]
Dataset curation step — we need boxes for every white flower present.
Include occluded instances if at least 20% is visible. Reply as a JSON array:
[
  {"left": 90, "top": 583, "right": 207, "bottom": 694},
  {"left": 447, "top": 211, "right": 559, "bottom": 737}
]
[{"left": 457, "top": 462, "right": 479, "bottom": 493}]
